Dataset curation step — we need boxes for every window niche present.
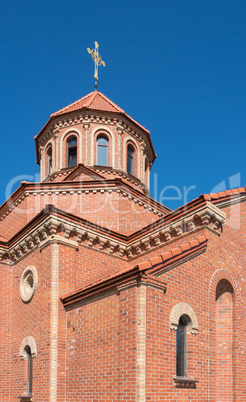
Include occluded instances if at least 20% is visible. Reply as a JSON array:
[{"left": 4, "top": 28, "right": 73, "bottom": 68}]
[
  {"left": 67, "top": 136, "right": 77, "bottom": 167},
  {"left": 96, "top": 134, "right": 109, "bottom": 166},
  {"left": 47, "top": 147, "right": 52, "bottom": 176},
  {"left": 169, "top": 302, "right": 199, "bottom": 388},
  {"left": 19, "top": 336, "right": 37, "bottom": 401},
  {"left": 127, "top": 143, "right": 135, "bottom": 175},
  {"left": 25, "top": 346, "right": 33, "bottom": 396}
]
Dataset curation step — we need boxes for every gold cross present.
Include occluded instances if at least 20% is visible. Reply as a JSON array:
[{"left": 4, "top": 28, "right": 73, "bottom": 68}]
[{"left": 87, "top": 41, "right": 106, "bottom": 90}]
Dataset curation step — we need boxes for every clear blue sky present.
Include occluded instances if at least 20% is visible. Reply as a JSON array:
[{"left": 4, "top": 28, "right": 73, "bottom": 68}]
[{"left": 1, "top": 0, "right": 246, "bottom": 210}]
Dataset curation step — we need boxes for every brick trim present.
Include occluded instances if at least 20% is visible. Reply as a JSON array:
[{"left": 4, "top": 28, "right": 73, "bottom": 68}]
[
  {"left": 19, "top": 336, "right": 37, "bottom": 358},
  {"left": 137, "top": 284, "right": 146, "bottom": 401},
  {"left": 50, "top": 242, "right": 59, "bottom": 401},
  {"left": 208, "top": 269, "right": 242, "bottom": 302},
  {"left": 169, "top": 302, "right": 198, "bottom": 335}
]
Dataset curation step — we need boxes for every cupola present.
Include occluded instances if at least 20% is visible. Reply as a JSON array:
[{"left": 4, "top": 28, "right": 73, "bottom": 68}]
[{"left": 34, "top": 91, "right": 156, "bottom": 189}]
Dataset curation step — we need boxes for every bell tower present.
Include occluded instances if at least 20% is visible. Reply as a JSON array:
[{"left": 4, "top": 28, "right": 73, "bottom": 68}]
[{"left": 35, "top": 91, "right": 156, "bottom": 190}]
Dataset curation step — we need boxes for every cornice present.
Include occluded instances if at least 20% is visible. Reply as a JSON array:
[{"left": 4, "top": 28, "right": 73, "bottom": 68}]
[
  {"left": 36, "top": 110, "right": 155, "bottom": 164},
  {"left": 0, "top": 201, "right": 225, "bottom": 265},
  {"left": 0, "top": 213, "right": 129, "bottom": 264},
  {"left": 125, "top": 201, "right": 225, "bottom": 259}
]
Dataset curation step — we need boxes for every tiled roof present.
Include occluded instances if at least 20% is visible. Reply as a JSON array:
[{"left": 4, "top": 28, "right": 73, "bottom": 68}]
[
  {"left": 203, "top": 187, "right": 246, "bottom": 201},
  {"left": 51, "top": 91, "right": 125, "bottom": 117},
  {"left": 0, "top": 235, "right": 7, "bottom": 242},
  {"left": 138, "top": 234, "right": 208, "bottom": 272},
  {"left": 50, "top": 91, "right": 150, "bottom": 135}
]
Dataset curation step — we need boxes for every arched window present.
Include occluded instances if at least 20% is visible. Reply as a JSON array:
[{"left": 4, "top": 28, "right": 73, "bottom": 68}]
[
  {"left": 47, "top": 147, "right": 52, "bottom": 176},
  {"left": 67, "top": 136, "right": 77, "bottom": 167},
  {"left": 24, "top": 345, "right": 33, "bottom": 396},
  {"left": 97, "top": 135, "right": 109, "bottom": 166},
  {"left": 127, "top": 144, "right": 134, "bottom": 175},
  {"left": 176, "top": 315, "right": 190, "bottom": 377}
]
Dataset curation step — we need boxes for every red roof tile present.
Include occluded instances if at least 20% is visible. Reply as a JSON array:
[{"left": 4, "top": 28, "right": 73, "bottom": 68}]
[
  {"left": 0, "top": 235, "right": 7, "bottom": 242},
  {"left": 171, "top": 247, "right": 181, "bottom": 257},
  {"left": 51, "top": 91, "right": 125, "bottom": 117},
  {"left": 203, "top": 186, "right": 246, "bottom": 202},
  {"left": 138, "top": 260, "right": 152, "bottom": 271},
  {"left": 50, "top": 91, "right": 150, "bottom": 135},
  {"left": 161, "top": 251, "right": 173, "bottom": 260},
  {"left": 150, "top": 255, "right": 163, "bottom": 266},
  {"left": 189, "top": 239, "right": 199, "bottom": 248}
]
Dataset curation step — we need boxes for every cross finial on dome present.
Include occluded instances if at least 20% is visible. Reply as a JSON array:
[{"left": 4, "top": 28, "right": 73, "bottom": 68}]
[{"left": 87, "top": 41, "right": 106, "bottom": 91}]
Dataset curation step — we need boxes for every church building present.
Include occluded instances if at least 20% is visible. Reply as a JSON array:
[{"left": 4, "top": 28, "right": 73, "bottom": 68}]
[{"left": 0, "top": 88, "right": 245, "bottom": 401}]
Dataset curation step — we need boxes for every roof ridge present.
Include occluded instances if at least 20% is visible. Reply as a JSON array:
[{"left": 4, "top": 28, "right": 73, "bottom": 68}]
[
  {"left": 50, "top": 91, "right": 95, "bottom": 117},
  {"left": 84, "top": 91, "right": 98, "bottom": 108},
  {"left": 96, "top": 91, "right": 125, "bottom": 113}
]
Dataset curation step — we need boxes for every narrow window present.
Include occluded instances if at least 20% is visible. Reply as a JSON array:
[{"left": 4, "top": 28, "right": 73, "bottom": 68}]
[
  {"left": 97, "top": 135, "right": 108, "bottom": 166},
  {"left": 127, "top": 144, "right": 134, "bottom": 175},
  {"left": 144, "top": 158, "right": 149, "bottom": 185},
  {"left": 25, "top": 345, "right": 33, "bottom": 395},
  {"left": 67, "top": 136, "right": 77, "bottom": 167},
  {"left": 47, "top": 147, "right": 52, "bottom": 176},
  {"left": 176, "top": 316, "right": 186, "bottom": 377}
]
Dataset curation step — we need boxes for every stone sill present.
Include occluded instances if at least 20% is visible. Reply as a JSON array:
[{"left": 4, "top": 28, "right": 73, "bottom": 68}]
[
  {"left": 173, "top": 376, "right": 198, "bottom": 388},
  {"left": 18, "top": 395, "right": 34, "bottom": 402}
]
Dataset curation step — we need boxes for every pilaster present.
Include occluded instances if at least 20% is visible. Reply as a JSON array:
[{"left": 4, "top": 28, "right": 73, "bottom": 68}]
[{"left": 50, "top": 241, "right": 59, "bottom": 402}]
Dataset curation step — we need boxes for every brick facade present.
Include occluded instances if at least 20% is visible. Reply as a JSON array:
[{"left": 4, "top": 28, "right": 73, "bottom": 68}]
[{"left": 0, "top": 90, "right": 245, "bottom": 401}]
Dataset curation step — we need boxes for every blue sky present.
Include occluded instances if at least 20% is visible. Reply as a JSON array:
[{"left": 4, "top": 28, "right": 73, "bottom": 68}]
[{"left": 1, "top": 0, "right": 246, "bottom": 210}]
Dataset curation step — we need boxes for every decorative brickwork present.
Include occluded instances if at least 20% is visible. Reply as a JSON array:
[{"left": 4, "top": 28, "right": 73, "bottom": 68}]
[
  {"left": 169, "top": 302, "right": 199, "bottom": 334},
  {"left": 20, "top": 266, "right": 38, "bottom": 303},
  {"left": 19, "top": 336, "right": 37, "bottom": 358}
]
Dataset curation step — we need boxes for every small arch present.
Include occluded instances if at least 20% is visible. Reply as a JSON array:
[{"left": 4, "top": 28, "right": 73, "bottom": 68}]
[
  {"left": 216, "top": 278, "right": 234, "bottom": 300},
  {"left": 169, "top": 302, "right": 198, "bottom": 335},
  {"left": 67, "top": 135, "right": 77, "bottom": 167},
  {"left": 96, "top": 134, "right": 109, "bottom": 166},
  {"left": 19, "top": 336, "right": 37, "bottom": 359},
  {"left": 209, "top": 269, "right": 241, "bottom": 303}
]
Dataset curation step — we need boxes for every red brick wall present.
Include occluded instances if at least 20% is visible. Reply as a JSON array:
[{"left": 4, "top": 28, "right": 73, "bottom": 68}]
[
  {"left": 0, "top": 197, "right": 27, "bottom": 240},
  {"left": 65, "top": 285, "right": 138, "bottom": 402},
  {"left": 10, "top": 247, "right": 52, "bottom": 402}
]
